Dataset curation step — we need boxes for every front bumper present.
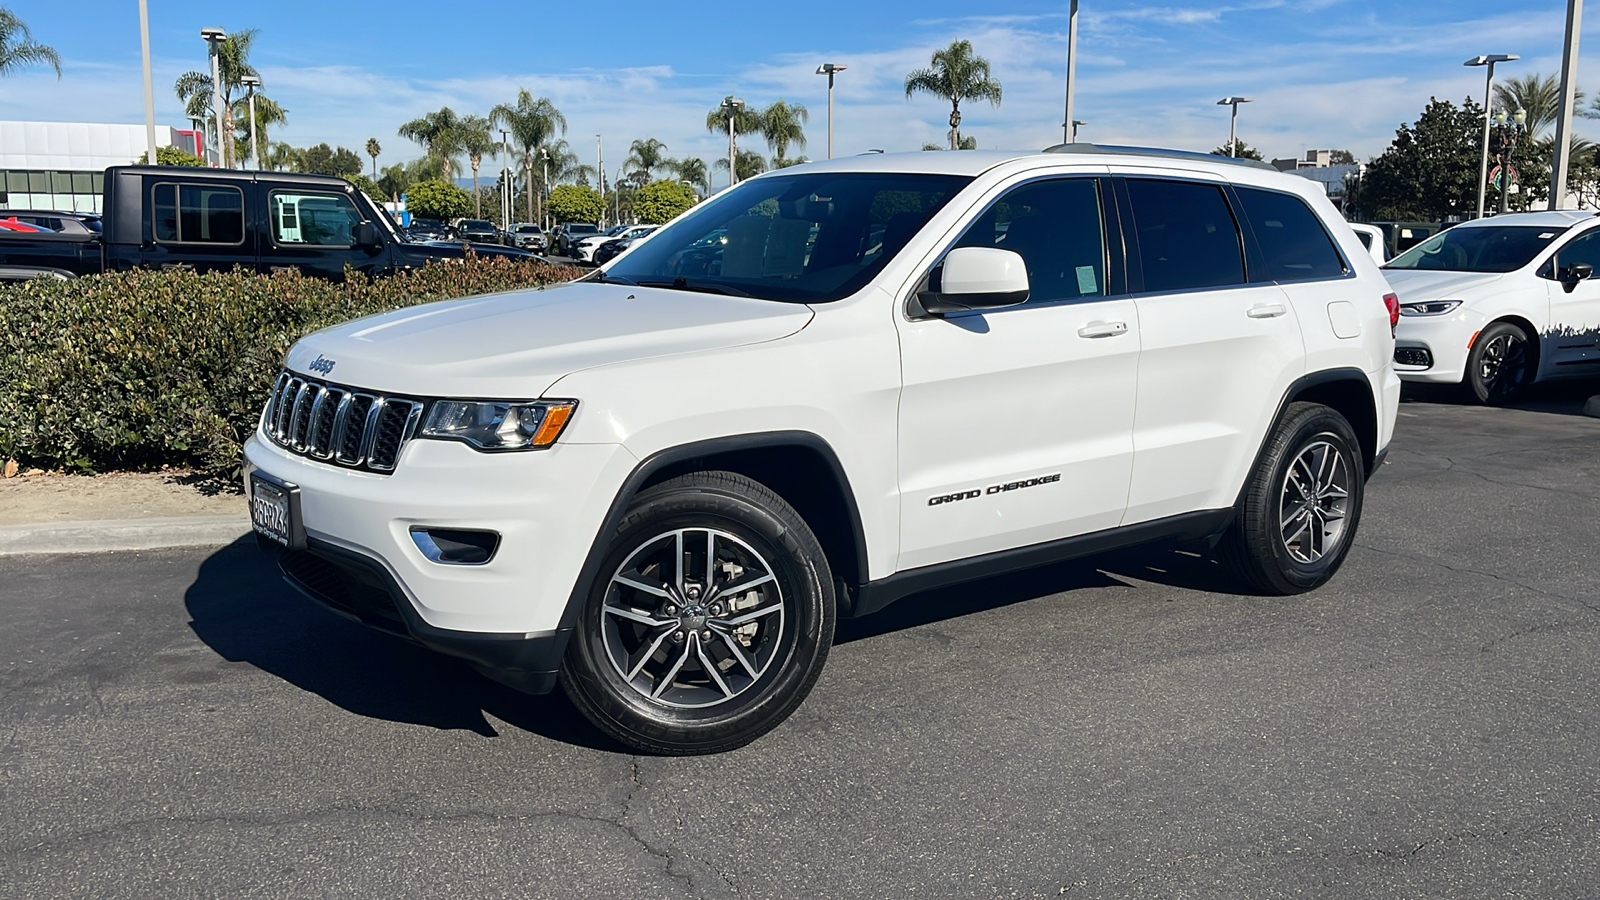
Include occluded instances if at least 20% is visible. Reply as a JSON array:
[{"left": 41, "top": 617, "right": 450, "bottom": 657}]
[
  {"left": 1393, "top": 309, "right": 1480, "bottom": 384},
  {"left": 243, "top": 432, "right": 639, "bottom": 683}
]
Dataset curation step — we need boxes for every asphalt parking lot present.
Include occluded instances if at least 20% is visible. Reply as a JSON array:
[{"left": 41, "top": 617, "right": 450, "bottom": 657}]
[{"left": 2, "top": 387, "right": 1598, "bottom": 898}]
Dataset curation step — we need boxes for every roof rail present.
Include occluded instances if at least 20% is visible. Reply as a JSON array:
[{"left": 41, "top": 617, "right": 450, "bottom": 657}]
[{"left": 1042, "top": 142, "right": 1277, "bottom": 171}]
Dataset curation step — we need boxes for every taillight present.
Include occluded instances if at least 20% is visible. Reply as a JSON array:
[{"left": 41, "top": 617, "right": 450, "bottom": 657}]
[{"left": 1383, "top": 292, "right": 1400, "bottom": 331}]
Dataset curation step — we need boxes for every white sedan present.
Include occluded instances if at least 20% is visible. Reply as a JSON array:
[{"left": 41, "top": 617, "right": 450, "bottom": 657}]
[
  {"left": 573, "top": 224, "right": 656, "bottom": 264},
  {"left": 1385, "top": 210, "right": 1600, "bottom": 403}
]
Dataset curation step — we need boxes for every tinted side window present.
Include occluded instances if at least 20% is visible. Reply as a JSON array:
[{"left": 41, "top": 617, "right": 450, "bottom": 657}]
[
  {"left": 1554, "top": 230, "right": 1600, "bottom": 272},
  {"left": 1236, "top": 187, "right": 1346, "bottom": 281},
  {"left": 1125, "top": 179, "right": 1244, "bottom": 293},
  {"left": 269, "top": 190, "right": 361, "bottom": 246},
  {"left": 153, "top": 182, "right": 244, "bottom": 244},
  {"left": 953, "top": 178, "right": 1107, "bottom": 304}
]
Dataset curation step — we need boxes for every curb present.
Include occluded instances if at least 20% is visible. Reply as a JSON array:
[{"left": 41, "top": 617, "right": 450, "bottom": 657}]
[{"left": 0, "top": 515, "right": 252, "bottom": 557}]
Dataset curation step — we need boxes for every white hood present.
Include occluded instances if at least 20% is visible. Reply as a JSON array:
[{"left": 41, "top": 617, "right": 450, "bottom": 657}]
[
  {"left": 1381, "top": 268, "right": 1508, "bottom": 301},
  {"left": 284, "top": 282, "right": 814, "bottom": 398}
]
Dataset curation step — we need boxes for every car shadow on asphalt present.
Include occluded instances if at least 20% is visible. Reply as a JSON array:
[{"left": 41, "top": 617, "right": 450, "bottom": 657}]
[
  {"left": 183, "top": 537, "right": 628, "bottom": 752},
  {"left": 1401, "top": 379, "right": 1598, "bottom": 416}
]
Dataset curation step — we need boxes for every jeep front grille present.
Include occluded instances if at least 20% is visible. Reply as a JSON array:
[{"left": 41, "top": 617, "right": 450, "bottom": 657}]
[{"left": 262, "top": 371, "right": 424, "bottom": 473}]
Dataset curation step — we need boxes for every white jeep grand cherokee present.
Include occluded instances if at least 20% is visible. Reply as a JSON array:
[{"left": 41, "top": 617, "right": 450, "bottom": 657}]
[{"left": 244, "top": 146, "right": 1400, "bottom": 754}]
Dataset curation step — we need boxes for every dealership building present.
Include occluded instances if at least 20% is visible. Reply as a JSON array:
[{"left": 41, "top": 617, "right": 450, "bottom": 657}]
[{"left": 0, "top": 120, "right": 207, "bottom": 213}]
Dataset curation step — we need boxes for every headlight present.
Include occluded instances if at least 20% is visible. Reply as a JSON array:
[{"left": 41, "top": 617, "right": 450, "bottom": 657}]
[
  {"left": 419, "top": 399, "right": 577, "bottom": 451},
  {"left": 1398, "top": 299, "right": 1463, "bottom": 316}
]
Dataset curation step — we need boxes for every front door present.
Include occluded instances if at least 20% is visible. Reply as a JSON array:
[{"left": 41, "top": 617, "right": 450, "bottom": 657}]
[
  {"left": 1541, "top": 228, "right": 1600, "bottom": 377},
  {"left": 261, "top": 188, "right": 385, "bottom": 280},
  {"left": 896, "top": 175, "right": 1139, "bottom": 571}
]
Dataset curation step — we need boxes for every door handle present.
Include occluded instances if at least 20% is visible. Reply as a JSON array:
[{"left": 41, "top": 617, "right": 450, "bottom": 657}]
[
  {"left": 1247, "top": 303, "right": 1287, "bottom": 318},
  {"left": 1077, "top": 321, "right": 1128, "bottom": 338}
]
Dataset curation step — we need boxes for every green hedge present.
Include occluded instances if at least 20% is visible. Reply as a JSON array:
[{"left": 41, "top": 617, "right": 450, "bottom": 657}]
[{"left": 0, "top": 256, "right": 580, "bottom": 477}]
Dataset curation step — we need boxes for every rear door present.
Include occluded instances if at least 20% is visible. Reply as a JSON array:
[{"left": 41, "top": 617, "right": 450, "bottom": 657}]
[
  {"left": 1117, "top": 174, "right": 1305, "bottom": 525},
  {"left": 143, "top": 177, "right": 256, "bottom": 274}
]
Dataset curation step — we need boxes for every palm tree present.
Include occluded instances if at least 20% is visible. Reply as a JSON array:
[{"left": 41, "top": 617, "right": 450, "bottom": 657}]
[
  {"left": 714, "top": 150, "right": 768, "bottom": 183},
  {"left": 904, "top": 39, "right": 1003, "bottom": 150},
  {"left": 229, "top": 93, "right": 286, "bottom": 166},
  {"left": 174, "top": 29, "right": 276, "bottom": 169},
  {"left": 365, "top": 138, "right": 381, "bottom": 178},
  {"left": 398, "top": 107, "right": 465, "bottom": 181},
  {"left": 626, "top": 138, "right": 671, "bottom": 179},
  {"left": 706, "top": 97, "right": 764, "bottom": 185},
  {"left": 1496, "top": 73, "right": 1584, "bottom": 140},
  {"left": 545, "top": 139, "right": 595, "bottom": 184},
  {"left": 490, "top": 90, "right": 567, "bottom": 224},
  {"left": 0, "top": 8, "right": 59, "bottom": 79},
  {"left": 759, "top": 99, "right": 809, "bottom": 165},
  {"left": 266, "top": 141, "right": 303, "bottom": 172},
  {"left": 456, "top": 115, "right": 497, "bottom": 219},
  {"left": 673, "top": 157, "right": 709, "bottom": 194}
]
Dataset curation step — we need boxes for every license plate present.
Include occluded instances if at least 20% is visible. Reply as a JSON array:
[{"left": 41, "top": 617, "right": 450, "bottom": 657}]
[{"left": 250, "top": 475, "right": 293, "bottom": 547}]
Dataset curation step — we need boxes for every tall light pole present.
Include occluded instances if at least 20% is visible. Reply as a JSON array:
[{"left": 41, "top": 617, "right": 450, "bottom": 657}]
[
  {"left": 540, "top": 147, "right": 550, "bottom": 230},
  {"left": 1216, "top": 97, "right": 1252, "bottom": 158},
  {"left": 596, "top": 134, "right": 605, "bottom": 226},
  {"left": 815, "top": 63, "right": 847, "bottom": 159},
  {"left": 200, "top": 27, "right": 228, "bottom": 168},
  {"left": 499, "top": 128, "right": 510, "bottom": 227},
  {"left": 139, "top": 0, "right": 158, "bottom": 165},
  {"left": 239, "top": 74, "right": 261, "bottom": 169},
  {"left": 1550, "top": 1, "right": 1583, "bottom": 209},
  {"left": 1465, "top": 54, "right": 1518, "bottom": 219},
  {"left": 1062, "top": 0, "right": 1080, "bottom": 144},
  {"left": 721, "top": 96, "right": 744, "bottom": 187}
]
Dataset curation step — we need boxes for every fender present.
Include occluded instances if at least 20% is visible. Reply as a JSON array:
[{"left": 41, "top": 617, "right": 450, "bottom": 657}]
[
  {"left": 548, "top": 431, "right": 873, "bottom": 657},
  {"left": 1242, "top": 366, "right": 1379, "bottom": 501}
]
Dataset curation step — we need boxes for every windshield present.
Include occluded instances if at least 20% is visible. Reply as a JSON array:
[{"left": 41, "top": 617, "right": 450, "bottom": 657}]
[
  {"left": 1385, "top": 225, "right": 1566, "bottom": 273},
  {"left": 516, "top": 225, "right": 540, "bottom": 233},
  {"left": 603, "top": 171, "right": 971, "bottom": 303},
  {"left": 462, "top": 220, "right": 493, "bottom": 229}
]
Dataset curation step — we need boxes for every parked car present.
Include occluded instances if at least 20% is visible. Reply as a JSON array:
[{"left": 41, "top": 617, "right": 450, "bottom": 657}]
[
  {"left": 553, "top": 222, "right": 600, "bottom": 256},
  {"left": 573, "top": 224, "right": 655, "bottom": 265},
  {"left": 0, "top": 210, "right": 99, "bottom": 234},
  {"left": 405, "top": 218, "right": 456, "bottom": 242},
  {"left": 456, "top": 219, "right": 501, "bottom": 245},
  {"left": 1347, "top": 222, "right": 1388, "bottom": 264},
  {"left": 1386, "top": 209, "right": 1600, "bottom": 403},
  {"left": 0, "top": 219, "right": 44, "bottom": 232},
  {"left": 0, "top": 166, "right": 543, "bottom": 282},
  {"left": 245, "top": 145, "right": 1398, "bottom": 754},
  {"left": 592, "top": 225, "right": 658, "bottom": 266},
  {"left": 504, "top": 222, "right": 546, "bottom": 252}
]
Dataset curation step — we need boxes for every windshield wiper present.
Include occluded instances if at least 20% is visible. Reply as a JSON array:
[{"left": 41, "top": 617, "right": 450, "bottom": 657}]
[
  {"left": 588, "top": 269, "right": 638, "bottom": 286},
  {"left": 636, "top": 278, "right": 753, "bottom": 298}
]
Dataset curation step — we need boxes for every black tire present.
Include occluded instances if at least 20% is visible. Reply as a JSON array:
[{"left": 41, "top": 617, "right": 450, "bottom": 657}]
[
  {"left": 1463, "top": 320, "right": 1533, "bottom": 405},
  {"left": 1220, "top": 402, "right": 1365, "bottom": 595},
  {"left": 560, "top": 471, "right": 835, "bottom": 755}
]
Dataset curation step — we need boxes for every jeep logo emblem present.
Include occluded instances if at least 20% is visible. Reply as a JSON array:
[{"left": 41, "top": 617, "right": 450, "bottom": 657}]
[{"left": 308, "top": 355, "right": 336, "bottom": 375}]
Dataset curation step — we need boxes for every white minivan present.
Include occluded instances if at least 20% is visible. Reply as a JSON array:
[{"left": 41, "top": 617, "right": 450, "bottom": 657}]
[{"left": 244, "top": 145, "right": 1400, "bottom": 753}]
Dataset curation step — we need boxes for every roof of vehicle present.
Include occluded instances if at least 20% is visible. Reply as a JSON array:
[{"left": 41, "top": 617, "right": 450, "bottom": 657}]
[
  {"left": 0, "top": 209, "right": 96, "bottom": 218},
  {"left": 1450, "top": 210, "right": 1595, "bottom": 229},
  {"left": 742, "top": 144, "right": 1297, "bottom": 181},
  {"left": 109, "top": 165, "right": 359, "bottom": 190}
]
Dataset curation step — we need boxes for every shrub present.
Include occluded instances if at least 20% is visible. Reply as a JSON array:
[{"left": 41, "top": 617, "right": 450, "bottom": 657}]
[
  {"left": 407, "top": 179, "right": 472, "bottom": 220},
  {"left": 0, "top": 255, "right": 579, "bottom": 477},
  {"left": 548, "top": 183, "right": 603, "bottom": 224},
  {"left": 634, "top": 179, "right": 698, "bottom": 224}
]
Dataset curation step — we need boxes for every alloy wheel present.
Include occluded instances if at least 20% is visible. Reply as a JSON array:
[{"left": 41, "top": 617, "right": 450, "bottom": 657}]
[{"left": 1278, "top": 439, "right": 1351, "bottom": 564}]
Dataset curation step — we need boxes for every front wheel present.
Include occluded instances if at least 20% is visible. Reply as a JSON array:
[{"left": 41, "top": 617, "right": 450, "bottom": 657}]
[
  {"left": 1221, "top": 402, "right": 1365, "bottom": 595},
  {"left": 560, "top": 471, "right": 835, "bottom": 755},
  {"left": 1463, "top": 321, "right": 1532, "bottom": 405}
]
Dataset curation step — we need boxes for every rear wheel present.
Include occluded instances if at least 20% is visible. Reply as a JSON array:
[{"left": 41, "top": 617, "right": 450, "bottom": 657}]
[
  {"left": 1221, "top": 402, "right": 1365, "bottom": 594},
  {"left": 560, "top": 471, "right": 834, "bottom": 755},
  {"left": 1463, "top": 321, "right": 1532, "bottom": 405}
]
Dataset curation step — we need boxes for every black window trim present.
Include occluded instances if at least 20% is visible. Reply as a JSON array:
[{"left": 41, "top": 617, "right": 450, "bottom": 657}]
[
  {"left": 1114, "top": 173, "right": 1259, "bottom": 300},
  {"left": 265, "top": 187, "right": 365, "bottom": 250},
  {"left": 1228, "top": 182, "right": 1355, "bottom": 287},
  {"left": 150, "top": 180, "right": 247, "bottom": 247},
  {"left": 903, "top": 172, "right": 1129, "bottom": 321}
]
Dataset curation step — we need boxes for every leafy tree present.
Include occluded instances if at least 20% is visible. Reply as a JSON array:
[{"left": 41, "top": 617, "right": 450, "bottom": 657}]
[
  {"left": 406, "top": 179, "right": 472, "bottom": 221},
  {"left": 759, "top": 99, "right": 808, "bottom": 161},
  {"left": 456, "top": 114, "right": 497, "bottom": 219},
  {"left": 714, "top": 149, "right": 768, "bottom": 183},
  {"left": 1360, "top": 97, "right": 1486, "bottom": 220},
  {"left": 774, "top": 156, "right": 810, "bottom": 168},
  {"left": 491, "top": 90, "right": 567, "bottom": 225},
  {"left": 398, "top": 107, "right": 464, "bottom": 180},
  {"left": 134, "top": 145, "right": 205, "bottom": 167},
  {"left": 1329, "top": 149, "right": 1357, "bottom": 165},
  {"left": 548, "top": 183, "right": 603, "bottom": 223},
  {"left": 922, "top": 137, "right": 977, "bottom": 151},
  {"left": 301, "top": 143, "right": 363, "bottom": 178},
  {"left": 346, "top": 174, "right": 386, "bottom": 202},
  {"left": 626, "top": 138, "right": 671, "bottom": 178},
  {"left": 904, "top": 39, "right": 1002, "bottom": 151},
  {"left": 377, "top": 157, "right": 438, "bottom": 199},
  {"left": 673, "top": 157, "right": 709, "bottom": 194},
  {"left": 0, "top": 8, "right": 59, "bottom": 79},
  {"left": 544, "top": 138, "right": 595, "bottom": 185},
  {"left": 706, "top": 97, "right": 764, "bottom": 184},
  {"left": 1211, "top": 140, "right": 1263, "bottom": 160},
  {"left": 173, "top": 29, "right": 281, "bottom": 169},
  {"left": 365, "top": 137, "right": 381, "bottom": 178},
  {"left": 634, "top": 180, "right": 698, "bottom": 224}
]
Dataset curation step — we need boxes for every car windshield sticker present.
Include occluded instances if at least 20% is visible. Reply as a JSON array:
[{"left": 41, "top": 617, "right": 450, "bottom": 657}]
[
  {"left": 1076, "top": 266, "right": 1098, "bottom": 295},
  {"left": 1540, "top": 233, "right": 1556, "bottom": 239}
]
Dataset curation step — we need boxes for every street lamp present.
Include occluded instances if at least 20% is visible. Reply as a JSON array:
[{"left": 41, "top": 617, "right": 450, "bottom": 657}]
[
  {"left": 239, "top": 74, "right": 261, "bottom": 170},
  {"left": 1062, "top": 0, "right": 1080, "bottom": 144},
  {"left": 721, "top": 96, "right": 744, "bottom": 187},
  {"left": 199, "top": 27, "right": 227, "bottom": 168},
  {"left": 815, "top": 63, "right": 847, "bottom": 159},
  {"left": 1067, "top": 119, "right": 1087, "bottom": 142},
  {"left": 1491, "top": 107, "right": 1528, "bottom": 214},
  {"left": 540, "top": 146, "right": 551, "bottom": 230},
  {"left": 1216, "top": 97, "right": 1252, "bottom": 158},
  {"left": 596, "top": 134, "right": 605, "bottom": 227},
  {"left": 1465, "top": 54, "right": 1519, "bottom": 219}
]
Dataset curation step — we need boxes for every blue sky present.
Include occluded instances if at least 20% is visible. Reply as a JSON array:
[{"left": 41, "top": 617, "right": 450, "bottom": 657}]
[{"left": 5, "top": 1, "right": 1598, "bottom": 187}]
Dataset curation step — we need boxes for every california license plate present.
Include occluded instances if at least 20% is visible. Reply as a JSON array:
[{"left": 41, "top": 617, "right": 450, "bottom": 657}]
[{"left": 250, "top": 475, "right": 293, "bottom": 547}]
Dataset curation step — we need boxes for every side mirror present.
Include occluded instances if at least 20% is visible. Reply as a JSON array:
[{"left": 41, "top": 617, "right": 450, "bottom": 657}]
[
  {"left": 354, "top": 221, "right": 381, "bottom": 249},
  {"left": 916, "top": 246, "right": 1029, "bottom": 316},
  {"left": 1561, "top": 261, "right": 1593, "bottom": 293}
]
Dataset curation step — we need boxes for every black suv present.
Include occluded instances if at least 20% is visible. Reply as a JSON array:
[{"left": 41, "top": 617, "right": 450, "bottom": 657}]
[
  {"left": 555, "top": 222, "right": 599, "bottom": 256},
  {"left": 457, "top": 219, "right": 501, "bottom": 244}
]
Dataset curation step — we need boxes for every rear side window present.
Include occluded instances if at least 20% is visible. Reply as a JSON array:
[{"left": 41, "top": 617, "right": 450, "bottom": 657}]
[
  {"left": 152, "top": 182, "right": 244, "bottom": 244},
  {"left": 1125, "top": 179, "right": 1244, "bottom": 293},
  {"left": 953, "top": 178, "right": 1107, "bottom": 305},
  {"left": 1235, "top": 187, "right": 1347, "bottom": 281}
]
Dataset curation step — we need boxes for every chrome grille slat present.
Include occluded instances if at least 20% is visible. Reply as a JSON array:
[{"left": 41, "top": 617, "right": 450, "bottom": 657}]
[{"left": 261, "top": 370, "right": 419, "bottom": 475}]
